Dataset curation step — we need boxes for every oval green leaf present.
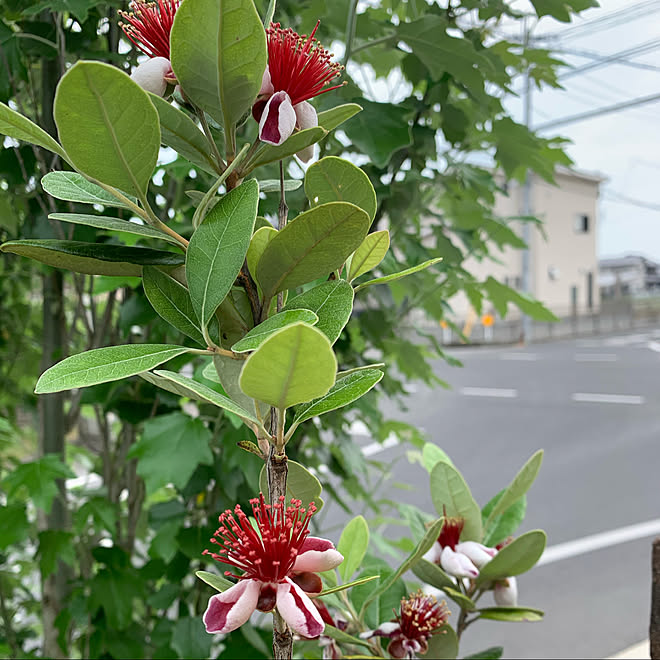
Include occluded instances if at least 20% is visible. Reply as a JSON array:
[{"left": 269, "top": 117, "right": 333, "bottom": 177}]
[
  {"left": 195, "top": 570, "right": 233, "bottom": 593},
  {"left": 305, "top": 156, "right": 377, "bottom": 220},
  {"left": 246, "top": 225, "right": 277, "bottom": 287},
  {"left": 0, "top": 239, "right": 184, "bottom": 277},
  {"left": 257, "top": 202, "right": 370, "bottom": 300},
  {"left": 35, "top": 344, "right": 193, "bottom": 393},
  {"left": 244, "top": 127, "right": 327, "bottom": 173},
  {"left": 283, "top": 279, "right": 354, "bottom": 345},
  {"left": 170, "top": 0, "right": 267, "bottom": 129},
  {"left": 41, "top": 172, "right": 138, "bottom": 209},
  {"left": 430, "top": 461, "right": 482, "bottom": 542},
  {"left": 337, "top": 515, "right": 370, "bottom": 582},
  {"left": 423, "top": 625, "right": 458, "bottom": 659},
  {"left": 0, "top": 101, "right": 67, "bottom": 160},
  {"left": 411, "top": 558, "right": 455, "bottom": 591},
  {"left": 54, "top": 61, "right": 160, "bottom": 196},
  {"left": 477, "top": 530, "right": 547, "bottom": 583},
  {"left": 186, "top": 179, "right": 258, "bottom": 329},
  {"left": 354, "top": 257, "right": 442, "bottom": 292},
  {"left": 349, "top": 230, "right": 390, "bottom": 281},
  {"left": 49, "top": 213, "right": 181, "bottom": 246},
  {"left": 231, "top": 309, "right": 318, "bottom": 353},
  {"left": 239, "top": 323, "right": 336, "bottom": 409},
  {"left": 477, "top": 607, "right": 544, "bottom": 623},
  {"left": 317, "top": 103, "right": 363, "bottom": 132},
  {"left": 258, "top": 179, "right": 302, "bottom": 193}
]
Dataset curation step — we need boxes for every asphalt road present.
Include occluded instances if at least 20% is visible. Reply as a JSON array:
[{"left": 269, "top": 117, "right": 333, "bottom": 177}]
[{"left": 321, "top": 329, "right": 660, "bottom": 659}]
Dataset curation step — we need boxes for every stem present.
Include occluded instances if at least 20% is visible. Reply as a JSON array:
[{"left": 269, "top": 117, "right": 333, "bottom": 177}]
[
  {"left": 0, "top": 575, "right": 19, "bottom": 658},
  {"left": 343, "top": 0, "right": 359, "bottom": 67},
  {"left": 276, "top": 160, "right": 288, "bottom": 313},
  {"left": 351, "top": 34, "right": 396, "bottom": 55},
  {"left": 137, "top": 190, "right": 190, "bottom": 248},
  {"left": 196, "top": 108, "right": 226, "bottom": 172}
]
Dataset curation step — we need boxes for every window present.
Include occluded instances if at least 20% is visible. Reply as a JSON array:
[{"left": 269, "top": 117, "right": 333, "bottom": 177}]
[{"left": 574, "top": 214, "right": 589, "bottom": 233}]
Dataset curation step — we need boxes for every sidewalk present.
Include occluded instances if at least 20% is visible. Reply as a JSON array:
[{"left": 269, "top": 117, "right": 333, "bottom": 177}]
[{"left": 608, "top": 640, "right": 649, "bottom": 659}]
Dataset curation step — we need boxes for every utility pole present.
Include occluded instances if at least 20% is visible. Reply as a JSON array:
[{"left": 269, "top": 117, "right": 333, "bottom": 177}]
[{"left": 520, "top": 19, "right": 533, "bottom": 344}]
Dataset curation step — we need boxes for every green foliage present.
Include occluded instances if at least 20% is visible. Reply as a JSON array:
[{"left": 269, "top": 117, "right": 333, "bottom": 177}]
[
  {"left": 349, "top": 230, "right": 390, "bottom": 281},
  {"left": 477, "top": 530, "right": 547, "bottom": 583},
  {"left": 231, "top": 309, "right": 318, "bottom": 352},
  {"left": 477, "top": 606, "right": 544, "bottom": 622},
  {"left": 0, "top": 101, "right": 67, "bottom": 159},
  {"left": 337, "top": 515, "right": 370, "bottom": 581},
  {"left": 40, "top": 171, "right": 138, "bottom": 209}
]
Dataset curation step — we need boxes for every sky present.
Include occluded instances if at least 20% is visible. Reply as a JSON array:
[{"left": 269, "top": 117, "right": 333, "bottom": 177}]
[{"left": 506, "top": 0, "right": 660, "bottom": 261}]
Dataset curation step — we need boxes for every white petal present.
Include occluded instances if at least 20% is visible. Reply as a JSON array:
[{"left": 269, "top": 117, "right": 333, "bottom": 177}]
[
  {"left": 259, "top": 91, "right": 296, "bottom": 146},
  {"left": 203, "top": 579, "right": 260, "bottom": 634},
  {"left": 455, "top": 541, "right": 497, "bottom": 568},
  {"left": 130, "top": 57, "right": 171, "bottom": 97},
  {"left": 494, "top": 576, "right": 518, "bottom": 607},
  {"left": 440, "top": 546, "right": 479, "bottom": 579},
  {"left": 293, "top": 536, "right": 344, "bottom": 573},
  {"left": 293, "top": 102, "right": 319, "bottom": 162},
  {"left": 422, "top": 542, "right": 443, "bottom": 565},
  {"left": 260, "top": 66, "right": 275, "bottom": 96},
  {"left": 276, "top": 577, "right": 325, "bottom": 638}
]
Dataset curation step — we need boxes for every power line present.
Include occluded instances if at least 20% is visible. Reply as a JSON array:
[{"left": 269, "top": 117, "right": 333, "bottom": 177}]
[
  {"left": 555, "top": 47, "right": 660, "bottom": 74},
  {"left": 536, "top": 91, "right": 660, "bottom": 130},
  {"left": 605, "top": 191, "right": 660, "bottom": 213}
]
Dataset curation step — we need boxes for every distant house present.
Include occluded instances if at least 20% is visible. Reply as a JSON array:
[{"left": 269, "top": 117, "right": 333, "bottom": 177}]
[
  {"left": 599, "top": 254, "right": 660, "bottom": 299},
  {"left": 449, "top": 167, "right": 603, "bottom": 319}
]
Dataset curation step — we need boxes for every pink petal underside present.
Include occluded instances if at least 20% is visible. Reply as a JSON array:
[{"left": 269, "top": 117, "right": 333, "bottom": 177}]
[
  {"left": 203, "top": 579, "right": 260, "bottom": 634},
  {"left": 293, "top": 101, "right": 318, "bottom": 162},
  {"left": 260, "top": 66, "right": 275, "bottom": 96},
  {"left": 455, "top": 541, "right": 497, "bottom": 568},
  {"left": 259, "top": 91, "right": 296, "bottom": 146},
  {"left": 293, "top": 536, "right": 344, "bottom": 572},
  {"left": 276, "top": 577, "right": 325, "bottom": 639},
  {"left": 440, "top": 546, "right": 479, "bottom": 579}
]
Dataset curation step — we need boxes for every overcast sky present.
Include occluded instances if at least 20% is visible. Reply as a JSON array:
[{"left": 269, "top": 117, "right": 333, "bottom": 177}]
[{"left": 508, "top": 0, "right": 660, "bottom": 261}]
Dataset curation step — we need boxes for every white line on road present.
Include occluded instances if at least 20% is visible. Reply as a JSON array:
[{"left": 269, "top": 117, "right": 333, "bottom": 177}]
[
  {"left": 648, "top": 341, "right": 660, "bottom": 353},
  {"left": 362, "top": 435, "right": 399, "bottom": 457},
  {"left": 538, "top": 518, "right": 660, "bottom": 567},
  {"left": 500, "top": 353, "right": 540, "bottom": 361},
  {"left": 460, "top": 387, "right": 518, "bottom": 398},
  {"left": 573, "top": 353, "right": 618, "bottom": 362},
  {"left": 572, "top": 392, "right": 645, "bottom": 405}
]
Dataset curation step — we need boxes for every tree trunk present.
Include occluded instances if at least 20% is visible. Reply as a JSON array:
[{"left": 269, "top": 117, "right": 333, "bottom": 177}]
[{"left": 651, "top": 537, "right": 660, "bottom": 659}]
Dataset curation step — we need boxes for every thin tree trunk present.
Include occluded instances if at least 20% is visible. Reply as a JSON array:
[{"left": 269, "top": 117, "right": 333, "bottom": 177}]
[{"left": 651, "top": 537, "right": 660, "bottom": 659}]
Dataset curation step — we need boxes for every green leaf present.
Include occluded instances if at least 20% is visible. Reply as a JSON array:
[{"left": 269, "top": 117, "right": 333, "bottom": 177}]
[
  {"left": 337, "top": 515, "right": 370, "bottom": 582},
  {"left": 258, "top": 202, "right": 370, "bottom": 300},
  {"left": 128, "top": 412, "right": 213, "bottom": 494},
  {"left": 463, "top": 647, "right": 504, "bottom": 660},
  {"left": 41, "top": 171, "right": 137, "bottom": 209},
  {"left": 49, "top": 213, "right": 181, "bottom": 246},
  {"left": 323, "top": 625, "right": 372, "bottom": 649},
  {"left": 2, "top": 455, "right": 74, "bottom": 512},
  {"left": 477, "top": 530, "right": 547, "bottom": 583},
  {"left": 317, "top": 103, "right": 363, "bottom": 132},
  {"left": 0, "top": 101, "right": 67, "bottom": 160},
  {"left": 186, "top": 179, "right": 258, "bottom": 329},
  {"left": 258, "top": 179, "right": 302, "bottom": 193},
  {"left": 530, "top": 0, "right": 598, "bottom": 22},
  {"left": 411, "top": 558, "right": 455, "bottom": 591},
  {"left": 354, "top": 257, "right": 442, "bottom": 292},
  {"left": 336, "top": 363, "right": 385, "bottom": 378},
  {"left": 172, "top": 617, "right": 213, "bottom": 659},
  {"left": 477, "top": 606, "right": 544, "bottom": 622},
  {"left": 170, "top": 0, "right": 267, "bottom": 128},
  {"left": 147, "top": 369, "right": 258, "bottom": 422},
  {"left": 349, "top": 230, "right": 390, "bottom": 281},
  {"left": 35, "top": 344, "right": 193, "bottom": 393},
  {"left": 54, "top": 61, "right": 160, "bottom": 196},
  {"left": 318, "top": 574, "right": 379, "bottom": 597},
  {"left": 484, "top": 450, "right": 543, "bottom": 530},
  {"left": 0, "top": 504, "right": 30, "bottom": 549},
  {"left": 231, "top": 309, "right": 318, "bottom": 353},
  {"left": 89, "top": 567, "right": 143, "bottom": 630},
  {"left": 483, "top": 277, "right": 558, "bottom": 321},
  {"left": 444, "top": 586, "right": 476, "bottom": 611},
  {"left": 423, "top": 625, "right": 458, "bottom": 659},
  {"left": 213, "top": 353, "right": 268, "bottom": 418},
  {"left": 422, "top": 443, "right": 454, "bottom": 473},
  {"left": 482, "top": 494, "right": 527, "bottom": 548},
  {"left": 196, "top": 570, "right": 234, "bottom": 592},
  {"left": 37, "top": 530, "right": 76, "bottom": 578},
  {"left": 23, "top": 0, "right": 100, "bottom": 22},
  {"left": 291, "top": 369, "right": 382, "bottom": 430},
  {"left": 244, "top": 127, "right": 328, "bottom": 172},
  {"left": 430, "top": 461, "right": 482, "bottom": 541},
  {"left": 149, "top": 93, "right": 218, "bottom": 174},
  {"left": 142, "top": 266, "right": 206, "bottom": 345},
  {"left": 305, "top": 156, "right": 377, "bottom": 220},
  {"left": 246, "top": 225, "right": 277, "bottom": 288},
  {"left": 0, "top": 239, "right": 183, "bottom": 277},
  {"left": 283, "top": 279, "right": 354, "bottom": 345},
  {"left": 240, "top": 323, "right": 336, "bottom": 409},
  {"left": 343, "top": 100, "right": 412, "bottom": 168},
  {"left": 259, "top": 459, "right": 324, "bottom": 510}
]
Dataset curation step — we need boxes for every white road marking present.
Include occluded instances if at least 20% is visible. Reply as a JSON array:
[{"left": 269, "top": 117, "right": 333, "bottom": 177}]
[
  {"left": 538, "top": 518, "right": 660, "bottom": 567},
  {"left": 362, "top": 435, "right": 399, "bottom": 457},
  {"left": 573, "top": 353, "right": 618, "bottom": 362},
  {"left": 572, "top": 392, "right": 645, "bottom": 405},
  {"left": 603, "top": 333, "right": 650, "bottom": 347},
  {"left": 460, "top": 387, "right": 518, "bottom": 398},
  {"left": 500, "top": 353, "right": 540, "bottom": 361},
  {"left": 648, "top": 341, "right": 660, "bottom": 353}
]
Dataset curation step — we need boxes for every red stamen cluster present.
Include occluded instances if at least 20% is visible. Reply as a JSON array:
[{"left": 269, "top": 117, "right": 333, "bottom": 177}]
[
  {"left": 119, "top": 0, "right": 179, "bottom": 59},
  {"left": 437, "top": 515, "right": 464, "bottom": 550},
  {"left": 204, "top": 494, "right": 316, "bottom": 583},
  {"left": 266, "top": 21, "right": 344, "bottom": 105}
]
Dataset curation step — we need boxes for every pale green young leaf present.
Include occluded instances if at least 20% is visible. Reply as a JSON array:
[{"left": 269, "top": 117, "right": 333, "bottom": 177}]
[
  {"left": 283, "top": 279, "right": 354, "bottom": 345},
  {"left": 336, "top": 363, "right": 385, "bottom": 378},
  {"left": 54, "top": 61, "right": 160, "bottom": 196},
  {"left": 231, "top": 309, "right": 318, "bottom": 353},
  {"left": 421, "top": 443, "right": 454, "bottom": 472},
  {"left": 239, "top": 323, "right": 336, "bottom": 409},
  {"left": 186, "top": 179, "right": 258, "bottom": 328},
  {"left": 316, "top": 103, "right": 363, "bottom": 132},
  {"left": 246, "top": 225, "right": 277, "bottom": 288},
  {"left": 258, "top": 179, "right": 302, "bottom": 193},
  {"left": 354, "top": 257, "right": 442, "bottom": 292},
  {"left": 49, "top": 213, "right": 181, "bottom": 246},
  {"left": 195, "top": 570, "right": 233, "bottom": 592},
  {"left": 35, "top": 344, "right": 194, "bottom": 393},
  {"left": 318, "top": 575, "right": 379, "bottom": 597},
  {"left": 257, "top": 202, "right": 370, "bottom": 300},
  {"left": 476, "top": 530, "right": 547, "bottom": 583},
  {"left": 0, "top": 101, "right": 68, "bottom": 160},
  {"left": 41, "top": 172, "right": 137, "bottom": 209},
  {"left": 477, "top": 607, "right": 544, "bottom": 622},
  {"left": 0, "top": 239, "right": 183, "bottom": 277},
  {"left": 170, "top": 0, "right": 267, "bottom": 129},
  {"left": 349, "top": 230, "right": 390, "bottom": 281},
  {"left": 337, "top": 515, "right": 370, "bottom": 582},
  {"left": 430, "top": 461, "right": 482, "bottom": 541},
  {"left": 305, "top": 156, "right": 377, "bottom": 220}
]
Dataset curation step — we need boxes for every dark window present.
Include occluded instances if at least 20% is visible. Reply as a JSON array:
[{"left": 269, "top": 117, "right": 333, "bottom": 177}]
[{"left": 574, "top": 214, "right": 589, "bottom": 233}]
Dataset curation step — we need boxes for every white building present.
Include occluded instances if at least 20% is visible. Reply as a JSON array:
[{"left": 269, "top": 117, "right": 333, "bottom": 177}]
[{"left": 599, "top": 254, "right": 660, "bottom": 299}]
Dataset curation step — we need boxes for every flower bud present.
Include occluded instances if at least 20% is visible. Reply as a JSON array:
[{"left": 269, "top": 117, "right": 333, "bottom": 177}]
[
  {"left": 455, "top": 541, "right": 497, "bottom": 568},
  {"left": 440, "top": 546, "right": 479, "bottom": 578},
  {"left": 494, "top": 576, "right": 518, "bottom": 607},
  {"left": 130, "top": 57, "right": 172, "bottom": 97}
]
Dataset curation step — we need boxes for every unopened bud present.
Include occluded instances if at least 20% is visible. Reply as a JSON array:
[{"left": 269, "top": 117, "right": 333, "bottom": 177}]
[
  {"left": 455, "top": 541, "right": 497, "bottom": 568},
  {"left": 494, "top": 576, "right": 518, "bottom": 607},
  {"left": 130, "top": 57, "right": 172, "bottom": 97}
]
